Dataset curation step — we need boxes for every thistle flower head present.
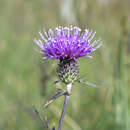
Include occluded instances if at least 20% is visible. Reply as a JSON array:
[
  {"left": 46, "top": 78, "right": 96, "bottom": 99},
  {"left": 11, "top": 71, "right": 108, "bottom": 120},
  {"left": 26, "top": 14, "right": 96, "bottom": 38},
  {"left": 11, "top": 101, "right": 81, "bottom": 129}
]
[{"left": 34, "top": 25, "right": 102, "bottom": 84}]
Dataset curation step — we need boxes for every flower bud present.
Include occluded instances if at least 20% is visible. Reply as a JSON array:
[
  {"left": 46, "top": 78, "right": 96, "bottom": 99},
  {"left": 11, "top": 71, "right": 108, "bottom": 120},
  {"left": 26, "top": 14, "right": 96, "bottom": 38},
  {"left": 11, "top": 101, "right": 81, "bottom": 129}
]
[{"left": 57, "top": 59, "right": 79, "bottom": 84}]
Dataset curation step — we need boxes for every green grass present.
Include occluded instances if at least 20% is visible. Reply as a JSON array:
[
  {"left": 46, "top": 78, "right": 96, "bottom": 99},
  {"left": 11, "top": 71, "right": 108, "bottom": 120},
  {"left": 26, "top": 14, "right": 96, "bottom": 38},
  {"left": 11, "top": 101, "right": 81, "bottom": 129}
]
[{"left": 0, "top": 0, "right": 129, "bottom": 130}]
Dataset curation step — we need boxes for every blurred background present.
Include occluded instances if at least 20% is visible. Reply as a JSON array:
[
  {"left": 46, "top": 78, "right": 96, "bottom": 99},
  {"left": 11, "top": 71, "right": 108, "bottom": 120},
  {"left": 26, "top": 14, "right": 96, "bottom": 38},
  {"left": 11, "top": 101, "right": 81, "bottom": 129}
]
[{"left": 0, "top": 0, "right": 130, "bottom": 130}]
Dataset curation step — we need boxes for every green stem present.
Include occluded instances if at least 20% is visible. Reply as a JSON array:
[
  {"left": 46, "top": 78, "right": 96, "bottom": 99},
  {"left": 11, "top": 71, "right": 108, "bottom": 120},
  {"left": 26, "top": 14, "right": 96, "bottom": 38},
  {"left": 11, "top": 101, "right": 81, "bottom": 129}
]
[{"left": 58, "top": 83, "right": 72, "bottom": 130}]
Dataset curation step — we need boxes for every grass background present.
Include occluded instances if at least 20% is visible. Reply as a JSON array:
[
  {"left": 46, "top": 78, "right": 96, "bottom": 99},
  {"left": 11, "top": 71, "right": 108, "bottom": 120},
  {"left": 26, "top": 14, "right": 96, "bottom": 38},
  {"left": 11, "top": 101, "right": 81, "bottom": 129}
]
[{"left": 0, "top": 0, "right": 130, "bottom": 130}]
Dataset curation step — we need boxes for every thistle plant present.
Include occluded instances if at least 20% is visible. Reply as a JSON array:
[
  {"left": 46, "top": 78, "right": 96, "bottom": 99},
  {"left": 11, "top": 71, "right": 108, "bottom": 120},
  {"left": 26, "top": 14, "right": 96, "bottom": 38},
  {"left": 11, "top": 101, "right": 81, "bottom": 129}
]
[{"left": 34, "top": 25, "right": 102, "bottom": 130}]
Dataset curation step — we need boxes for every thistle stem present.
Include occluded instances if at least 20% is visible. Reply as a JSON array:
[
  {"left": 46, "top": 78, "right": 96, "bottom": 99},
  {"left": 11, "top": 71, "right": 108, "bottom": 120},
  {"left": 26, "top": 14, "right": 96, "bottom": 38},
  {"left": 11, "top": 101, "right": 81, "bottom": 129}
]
[{"left": 58, "top": 83, "right": 72, "bottom": 130}]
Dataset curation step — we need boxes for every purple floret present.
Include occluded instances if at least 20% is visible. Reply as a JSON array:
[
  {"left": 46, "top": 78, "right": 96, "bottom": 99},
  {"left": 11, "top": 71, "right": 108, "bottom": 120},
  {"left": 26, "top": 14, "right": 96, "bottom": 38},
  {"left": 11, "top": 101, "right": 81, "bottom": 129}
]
[{"left": 34, "top": 26, "right": 102, "bottom": 61}]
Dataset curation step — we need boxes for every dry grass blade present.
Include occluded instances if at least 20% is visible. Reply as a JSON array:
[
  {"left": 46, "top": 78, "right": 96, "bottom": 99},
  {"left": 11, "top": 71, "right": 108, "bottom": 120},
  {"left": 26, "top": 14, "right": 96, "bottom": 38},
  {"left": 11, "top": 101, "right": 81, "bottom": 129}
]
[
  {"left": 44, "top": 90, "right": 68, "bottom": 108},
  {"left": 78, "top": 80, "right": 104, "bottom": 88},
  {"left": 33, "top": 107, "right": 51, "bottom": 130}
]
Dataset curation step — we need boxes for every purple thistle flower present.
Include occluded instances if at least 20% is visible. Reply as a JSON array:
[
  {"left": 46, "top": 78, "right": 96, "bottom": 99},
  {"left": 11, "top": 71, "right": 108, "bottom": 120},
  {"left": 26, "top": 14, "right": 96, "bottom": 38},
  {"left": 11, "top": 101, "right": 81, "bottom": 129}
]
[
  {"left": 34, "top": 25, "right": 102, "bottom": 61},
  {"left": 34, "top": 25, "right": 102, "bottom": 84},
  {"left": 33, "top": 26, "right": 103, "bottom": 130}
]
